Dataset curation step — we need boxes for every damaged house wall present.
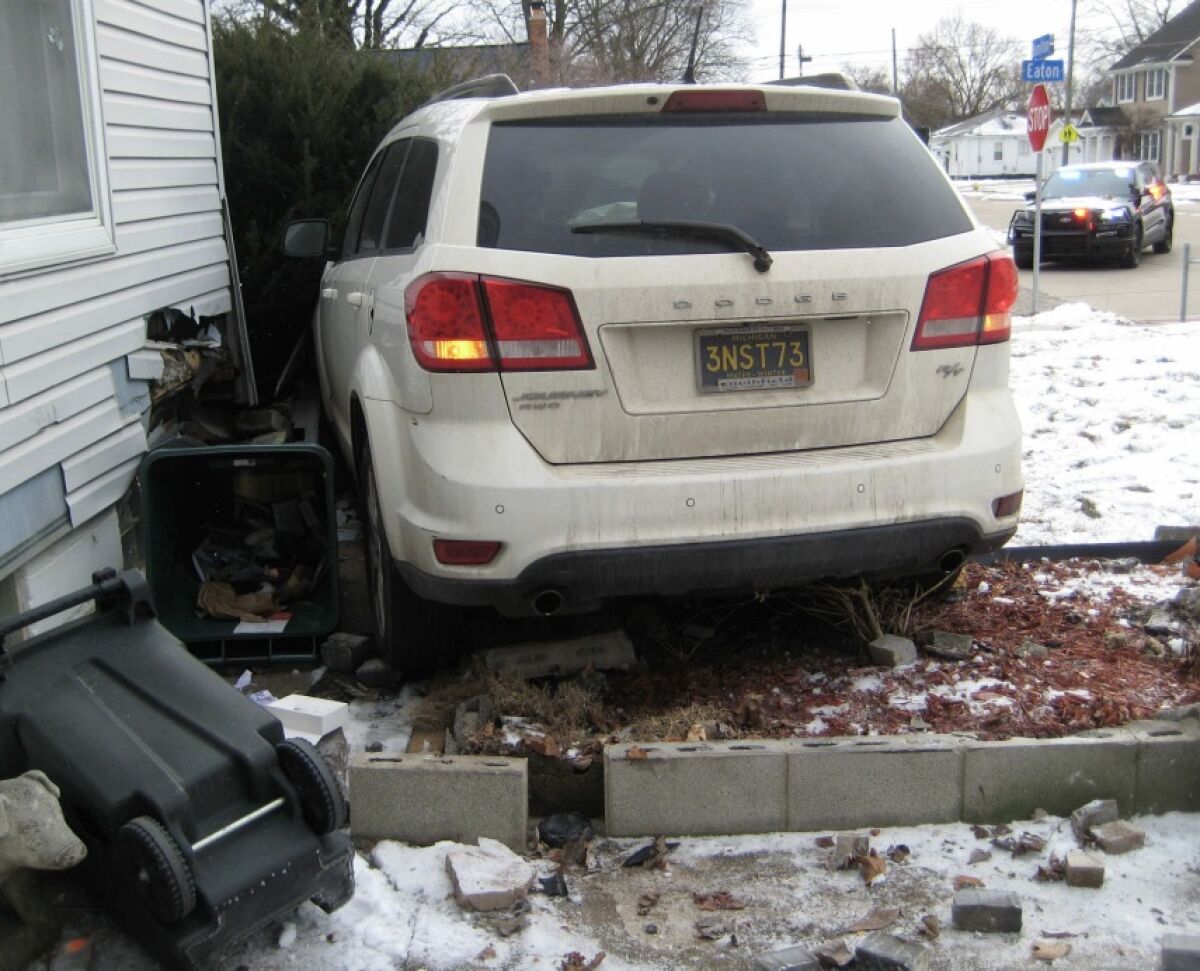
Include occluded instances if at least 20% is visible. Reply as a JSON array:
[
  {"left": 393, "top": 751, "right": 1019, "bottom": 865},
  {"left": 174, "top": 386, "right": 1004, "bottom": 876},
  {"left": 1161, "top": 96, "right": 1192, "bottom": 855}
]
[{"left": 0, "top": 0, "right": 247, "bottom": 625}]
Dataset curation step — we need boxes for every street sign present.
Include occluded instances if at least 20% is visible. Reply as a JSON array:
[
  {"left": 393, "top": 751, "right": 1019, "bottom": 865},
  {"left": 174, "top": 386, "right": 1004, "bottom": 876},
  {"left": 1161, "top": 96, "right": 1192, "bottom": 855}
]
[
  {"left": 1059, "top": 123, "right": 1080, "bottom": 144},
  {"left": 1022, "top": 59, "right": 1064, "bottom": 82},
  {"left": 1032, "top": 33, "right": 1055, "bottom": 59},
  {"left": 1027, "top": 84, "right": 1051, "bottom": 152}
]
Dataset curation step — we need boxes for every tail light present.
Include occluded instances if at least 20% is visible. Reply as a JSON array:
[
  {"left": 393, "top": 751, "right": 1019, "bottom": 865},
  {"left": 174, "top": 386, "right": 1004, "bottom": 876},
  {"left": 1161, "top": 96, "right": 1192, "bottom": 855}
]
[
  {"left": 911, "top": 252, "right": 1017, "bottom": 351},
  {"left": 405, "top": 273, "right": 592, "bottom": 372},
  {"left": 433, "top": 539, "right": 502, "bottom": 565},
  {"left": 662, "top": 90, "right": 766, "bottom": 112}
]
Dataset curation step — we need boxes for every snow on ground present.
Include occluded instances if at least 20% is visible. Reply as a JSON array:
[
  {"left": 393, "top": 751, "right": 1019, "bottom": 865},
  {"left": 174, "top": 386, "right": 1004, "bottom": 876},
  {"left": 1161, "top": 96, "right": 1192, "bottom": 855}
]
[{"left": 1009, "top": 305, "right": 1200, "bottom": 545}]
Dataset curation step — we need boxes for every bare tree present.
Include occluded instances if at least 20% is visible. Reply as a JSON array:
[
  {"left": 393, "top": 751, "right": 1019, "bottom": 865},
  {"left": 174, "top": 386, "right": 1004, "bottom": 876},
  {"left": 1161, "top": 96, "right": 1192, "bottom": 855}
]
[
  {"left": 247, "top": 0, "right": 461, "bottom": 48},
  {"left": 1083, "top": 0, "right": 1179, "bottom": 60},
  {"left": 840, "top": 63, "right": 893, "bottom": 96},
  {"left": 900, "top": 16, "right": 1022, "bottom": 129}
]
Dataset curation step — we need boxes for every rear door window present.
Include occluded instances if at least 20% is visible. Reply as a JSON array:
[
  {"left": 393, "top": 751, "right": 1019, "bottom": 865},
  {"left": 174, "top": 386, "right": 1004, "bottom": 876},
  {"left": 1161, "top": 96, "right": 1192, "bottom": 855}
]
[
  {"left": 341, "top": 150, "right": 384, "bottom": 260},
  {"left": 478, "top": 115, "right": 972, "bottom": 256},
  {"left": 356, "top": 140, "right": 410, "bottom": 255},
  {"left": 384, "top": 138, "right": 438, "bottom": 250}
]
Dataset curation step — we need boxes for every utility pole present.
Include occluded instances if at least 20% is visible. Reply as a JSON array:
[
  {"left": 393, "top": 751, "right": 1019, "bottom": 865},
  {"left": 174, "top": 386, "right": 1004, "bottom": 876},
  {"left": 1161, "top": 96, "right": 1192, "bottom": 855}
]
[
  {"left": 797, "top": 44, "right": 812, "bottom": 76},
  {"left": 891, "top": 28, "right": 899, "bottom": 95},
  {"left": 1063, "top": 0, "right": 1078, "bottom": 165},
  {"left": 779, "top": 0, "right": 786, "bottom": 80}
]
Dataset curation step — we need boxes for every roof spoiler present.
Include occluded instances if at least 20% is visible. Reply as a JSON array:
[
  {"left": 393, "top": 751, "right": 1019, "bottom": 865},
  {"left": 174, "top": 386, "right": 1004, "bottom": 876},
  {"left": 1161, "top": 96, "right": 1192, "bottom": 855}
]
[
  {"left": 424, "top": 74, "right": 520, "bottom": 107},
  {"left": 767, "top": 73, "right": 859, "bottom": 91}
]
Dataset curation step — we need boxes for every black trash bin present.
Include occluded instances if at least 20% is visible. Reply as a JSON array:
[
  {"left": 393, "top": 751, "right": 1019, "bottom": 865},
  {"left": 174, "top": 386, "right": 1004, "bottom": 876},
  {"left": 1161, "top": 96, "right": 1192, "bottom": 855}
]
[{"left": 139, "top": 444, "right": 340, "bottom": 665}]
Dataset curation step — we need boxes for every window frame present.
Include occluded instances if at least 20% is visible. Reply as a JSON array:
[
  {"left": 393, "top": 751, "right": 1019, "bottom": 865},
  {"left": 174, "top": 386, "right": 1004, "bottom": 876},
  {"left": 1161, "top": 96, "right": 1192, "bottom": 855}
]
[
  {"left": 1115, "top": 73, "right": 1136, "bottom": 103},
  {"left": 1139, "top": 130, "right": 1161, "bottom": 162},
  {"left": 993, "top": 141, "right": 1004, "bottom": 161},
  {"left": 0, "top": 0, "right": 115, "bottom": 278},
  {"left": 1145, "top": 67, "right": 1166, "bottom": 101},
  {"left": 380, "top": 137, "right": 439, "bottom": 254}
]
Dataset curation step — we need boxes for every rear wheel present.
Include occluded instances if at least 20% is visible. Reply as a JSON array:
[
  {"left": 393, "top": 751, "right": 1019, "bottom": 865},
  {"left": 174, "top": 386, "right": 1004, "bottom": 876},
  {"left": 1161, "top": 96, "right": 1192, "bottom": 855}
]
[
  {"left": 360, "top": 444, "right": 460, "bottom": 674},
  {"left": 277, "top": 737, "right": 347, "bottom": 834},
  {"left": 1153, "top": 215, "right": 1173, "bottom": 254},
  {"left": 116, "top": 817, "right": 196, "bottom": 924},
  {"left": 1120, "top": 224, "right": 1143, "bottom": 268},
  {"left": 1013, "top": 247, "right": 1034, "bottom": 270}
]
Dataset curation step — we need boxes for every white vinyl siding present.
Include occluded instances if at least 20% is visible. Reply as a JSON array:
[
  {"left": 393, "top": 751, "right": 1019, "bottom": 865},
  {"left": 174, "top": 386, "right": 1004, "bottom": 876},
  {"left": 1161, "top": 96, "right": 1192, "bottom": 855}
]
[{"left": 0, "top": 0, "right": 233, "bottom": 569}]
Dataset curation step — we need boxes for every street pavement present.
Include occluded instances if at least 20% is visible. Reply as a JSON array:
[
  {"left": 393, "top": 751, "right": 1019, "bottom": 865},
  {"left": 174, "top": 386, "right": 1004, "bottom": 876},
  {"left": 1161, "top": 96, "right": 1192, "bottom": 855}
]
[{"left": 964, "top": 195, "right": 1200, "bottom": 321}]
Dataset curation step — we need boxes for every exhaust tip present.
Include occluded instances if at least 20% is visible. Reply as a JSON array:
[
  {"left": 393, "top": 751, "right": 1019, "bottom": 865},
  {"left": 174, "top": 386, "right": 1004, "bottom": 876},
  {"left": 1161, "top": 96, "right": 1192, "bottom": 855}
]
[
  {"left": 938, "top": 548, "right": 967, "bottom": 575},
  {"left": 531, "top": 588, "right": 564, "bottom": 616}
]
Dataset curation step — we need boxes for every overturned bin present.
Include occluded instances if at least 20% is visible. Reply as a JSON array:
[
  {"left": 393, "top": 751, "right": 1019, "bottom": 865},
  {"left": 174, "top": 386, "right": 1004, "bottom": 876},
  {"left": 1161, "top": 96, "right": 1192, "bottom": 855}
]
[{"left": 139, "top": 444, "right": 340, "bottom": 664}]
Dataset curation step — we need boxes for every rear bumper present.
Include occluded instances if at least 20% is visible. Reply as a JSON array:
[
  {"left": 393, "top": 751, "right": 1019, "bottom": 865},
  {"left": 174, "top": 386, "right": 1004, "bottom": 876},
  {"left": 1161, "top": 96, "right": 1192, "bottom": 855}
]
[{"left": 399, "top": 518, "right": 1016, "bottom": 613}]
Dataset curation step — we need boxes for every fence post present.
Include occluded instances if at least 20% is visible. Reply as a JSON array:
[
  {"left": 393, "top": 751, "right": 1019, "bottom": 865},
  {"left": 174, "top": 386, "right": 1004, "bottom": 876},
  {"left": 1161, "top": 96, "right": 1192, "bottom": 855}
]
[{"left": 1182, "top": 243, "right": 1191, "bottom": 323}]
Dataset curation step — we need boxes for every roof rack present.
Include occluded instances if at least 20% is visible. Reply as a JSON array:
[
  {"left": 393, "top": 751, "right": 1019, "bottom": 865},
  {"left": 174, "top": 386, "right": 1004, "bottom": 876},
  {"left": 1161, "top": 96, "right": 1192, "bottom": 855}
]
[{"left": 425, "top": 74, "right": 520, "bottom": 107}]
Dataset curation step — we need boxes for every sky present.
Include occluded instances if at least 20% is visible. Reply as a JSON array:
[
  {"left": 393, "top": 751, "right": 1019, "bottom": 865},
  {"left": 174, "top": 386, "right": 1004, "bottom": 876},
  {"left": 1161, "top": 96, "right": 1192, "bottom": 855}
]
[{"left": 740, "top": 0, "right": 1092, "bottom": 84}]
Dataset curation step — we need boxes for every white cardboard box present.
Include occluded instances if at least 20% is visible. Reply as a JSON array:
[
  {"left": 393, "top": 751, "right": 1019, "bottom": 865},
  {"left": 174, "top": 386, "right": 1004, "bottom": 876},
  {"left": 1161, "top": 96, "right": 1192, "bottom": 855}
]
[{"left": 266, "top": 693, "right": 349, "bottom": 739}]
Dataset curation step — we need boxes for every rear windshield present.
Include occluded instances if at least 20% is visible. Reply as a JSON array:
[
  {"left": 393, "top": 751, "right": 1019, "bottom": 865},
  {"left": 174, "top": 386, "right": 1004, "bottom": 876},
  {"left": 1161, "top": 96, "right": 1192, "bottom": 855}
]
[
  {"left": 477, "top": 114, "right": 971, "bottom": 256},
  {"left": 1044, "top": 167, "right": 1136, "bottom": 199}
]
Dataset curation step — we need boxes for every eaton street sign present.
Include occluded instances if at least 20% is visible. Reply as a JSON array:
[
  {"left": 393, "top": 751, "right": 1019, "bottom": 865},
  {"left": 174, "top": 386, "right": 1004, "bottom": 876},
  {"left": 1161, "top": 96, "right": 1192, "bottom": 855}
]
[
  {"left": 1023, "top": 59, "right": 1064, "bottom": 82},
  {"left": 1032, "top": 33, "right": 1055, "bottom": 59}
]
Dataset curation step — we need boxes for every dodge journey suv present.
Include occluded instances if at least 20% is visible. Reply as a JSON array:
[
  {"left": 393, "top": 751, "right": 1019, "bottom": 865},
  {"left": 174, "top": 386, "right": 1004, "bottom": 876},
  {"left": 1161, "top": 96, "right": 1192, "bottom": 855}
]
[{"left": 285, "top": 78, "right": 1023, "bottom": 670}]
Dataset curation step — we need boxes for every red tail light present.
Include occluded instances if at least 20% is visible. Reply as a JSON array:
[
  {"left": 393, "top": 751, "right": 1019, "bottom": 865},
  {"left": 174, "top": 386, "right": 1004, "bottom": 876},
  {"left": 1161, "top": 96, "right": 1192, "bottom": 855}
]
[
  {"left": 433, "top": 539, "right": 502, "bottom": 565},
  {"left": 481, "top": 278, "right": 592, "bottom": 370},
  {"left": 911, "top": 253, "right": 1017, "bottom": 351},
  {"left": 662, "top": 90, "right": 766, "bottom": 113},
  {"left": 405, "top": 274, "right": 592, "bottom": 372}
]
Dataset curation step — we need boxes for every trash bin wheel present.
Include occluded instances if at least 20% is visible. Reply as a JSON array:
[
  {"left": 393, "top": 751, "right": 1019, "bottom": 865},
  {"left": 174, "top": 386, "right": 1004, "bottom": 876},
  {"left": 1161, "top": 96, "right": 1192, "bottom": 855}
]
[
  {"left": 116, "top": 816, "right": 197, "bottom": 924},
  {"left": 277, "top": 737, "right": 347, "bottom": 835}
]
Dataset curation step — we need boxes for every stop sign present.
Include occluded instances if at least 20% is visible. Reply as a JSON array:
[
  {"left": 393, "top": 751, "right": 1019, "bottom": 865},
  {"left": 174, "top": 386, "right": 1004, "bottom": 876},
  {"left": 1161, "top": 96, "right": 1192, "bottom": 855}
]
[{"left": 1027, "top": 83, "right": 1051, "bottom": 152}]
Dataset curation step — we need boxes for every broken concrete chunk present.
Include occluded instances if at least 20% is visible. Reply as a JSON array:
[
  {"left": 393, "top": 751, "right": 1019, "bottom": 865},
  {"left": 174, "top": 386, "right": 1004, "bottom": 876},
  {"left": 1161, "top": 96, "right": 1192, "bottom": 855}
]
[
  {"left": 1162, "top": 933, "right": 1200, "bottom": 971},
  {"left": 354, "top": 658, "right": 395, "bottom": 690},
  {"left": 1145, "top": 610, "right": 1174, "bottom": 635},
  {"left": 868, "top": 634, "right": 918, "bottom": 667},
  {"left": 1016, "top": 640, "right": 1050, "bottom": 658},
  {"left": 750, "top": 944, "right": 821, "bottom": 971},
  {"left": 854, "top": 932, "right": 930, "bottom": 971},
  {"left": 1070, "top": 798, "right": 1120, "bottom": 841},
  {"left": 480, "top": 630, "right": 636, "bottom": 680},
  {"left": 814, "top": 940, "right": 856, "bottom": 968},
  {"left": 830, "top": 832, "right": 870, "bottom": 868},
  {"left": 951, "top": 889, "right": 1022, "bottom": 933},
  {"left": 1064, "top": 850, "right": 1104, "bottom": 888},
  {"left": 445, "top": 838, "right": 536, "bottom": 912},
  {"left": 319, "top": 632, "right": 371, "bottom": 673},
  {"left": 1092, "top": 820, "right": 1146, "bottom": 855},
  {"left": 924, "top": 630, "right": 973, "bottom": 660}
]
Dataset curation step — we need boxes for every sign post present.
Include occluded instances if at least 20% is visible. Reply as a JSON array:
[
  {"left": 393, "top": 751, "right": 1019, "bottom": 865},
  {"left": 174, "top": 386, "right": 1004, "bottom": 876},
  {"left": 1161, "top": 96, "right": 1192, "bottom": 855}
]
[{"left": 1026, "top": 84, "right": 1051, "bottom": 314}]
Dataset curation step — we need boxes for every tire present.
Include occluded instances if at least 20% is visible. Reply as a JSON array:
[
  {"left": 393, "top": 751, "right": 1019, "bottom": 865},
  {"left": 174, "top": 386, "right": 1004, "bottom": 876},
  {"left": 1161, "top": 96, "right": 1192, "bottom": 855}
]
[
  {"left": 1153, "top": 215, "right": 1173, "bottom": 254},
  {"left": 359, "top": 445, "right": 460, "bottom": 674},
  {"left": 116, "top": 817, "right": 196, "bottom": 924},
  {"left": 1013, "top": 247, "right": 1034, "bottom": 270},
  {"left": 277, "top": 737, "right": 347, "bottom": 835},
  {"left": 1120, "top": 224, "right": 1143, "bottom": 268}
]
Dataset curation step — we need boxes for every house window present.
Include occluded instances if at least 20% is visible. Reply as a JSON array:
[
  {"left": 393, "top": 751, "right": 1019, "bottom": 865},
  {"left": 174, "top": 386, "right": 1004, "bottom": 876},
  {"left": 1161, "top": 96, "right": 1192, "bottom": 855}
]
[
  {"left": 1115, "top": 73, "right": 1136, "bottom": 102},
  {"left": 1139, "top": 130, "right": 1161, "bottom": 161},
  {"left": 993, "top": 141, "right": 1004, "bottom": 161},
  {"left": 1145, "top": 67, "right": 1166, "bottom": 100},
  {"left": 0, "top": 0, "right": 113, "bottom": 275},
  {"left": 1018, "top": 139, "right": 1030, "bottom": 157}
]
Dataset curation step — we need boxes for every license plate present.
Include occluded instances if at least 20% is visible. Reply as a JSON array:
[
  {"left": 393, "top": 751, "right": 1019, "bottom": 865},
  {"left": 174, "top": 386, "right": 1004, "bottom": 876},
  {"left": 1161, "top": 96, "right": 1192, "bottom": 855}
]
[{"left": 696, "top": 325, "right": 813, "bottom": 393}]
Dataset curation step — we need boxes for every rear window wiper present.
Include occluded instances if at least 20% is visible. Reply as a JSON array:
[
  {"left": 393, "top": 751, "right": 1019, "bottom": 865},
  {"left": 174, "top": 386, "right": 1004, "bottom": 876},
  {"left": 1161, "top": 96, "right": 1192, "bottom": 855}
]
[{"left": 570, "top": 220, "right": 773, "bottom": 273}]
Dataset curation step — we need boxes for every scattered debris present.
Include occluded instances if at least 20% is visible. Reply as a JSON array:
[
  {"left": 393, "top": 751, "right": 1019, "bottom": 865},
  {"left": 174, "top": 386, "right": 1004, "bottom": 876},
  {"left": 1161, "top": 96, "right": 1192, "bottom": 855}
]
[
  {"left": 635, "top": 891, "right": 660, "bottom": 916},
  {"left": 855, "top": 849, "right": 887, "bottom": 886},
  {"left": 736, "top": 693, "right": 768, "bottom": 729},
  {"left": 538, "top": 812, "right": 594, "bottom": 849},
  {"left": 854, "top": 931, "right": 929, "bottom": 971},
  {"left": 1064, "top": 851, "right": 1104, "bottom": 888},
  {"left": 1031, "top": 940, "right": 1072, "bottom": 962},
  {"left": 967, "top": 848, "right": 991, "bottom": 865},
  {"left": 954, "top": 875, "right": 985, "bottom": 890},
  {"left": 622, "top": 836, "right": 677, "bottom": 869},
  {"left": 867, "top": 634, "right": 918, "bottom": 667},
  {"left": 829, "top": 832, "right": 870, "bottom": 869},
  {"left": 693, "top": 890, "right": 745, "bottom": 911},
  {"left": 355, "top": 658, "right": 395, "bottom": 690},
  {"left": 477, "top": 908, "right": 529, "bottom": 937},
  {"left": 814, "top": 939, "right": 856, "bottom": 968},
  {"left": 886, "top": 844, "right": 910, "bottom": 864},
  {"left": 560, "top": 951, "right": 605, "bottom": 971},
  {"left": 1070, "top": 799, "right": 1120, "bottom": 841},
  {"left": 445, "top": 838, "right": 537, "bottom": 912},
  {"left": 694, "top": 914, "right": 732, "bottom": 941},
  {"left": 846, "top": 906, "right": 901, "bottom": 933},
  {"left": 1034, "top": 854, "right": 1067, "bottom": 883},
  {"left": 751, "top": 943, "right": 821, "bottom": 971},
  {"left": 1091, "top": 820, "right": 1146, "bottom": 855},
  {"left": 992, "top": 831, "right": 1046, "bottom": 856},
  {"left": 319, "top": 632, "right": 371, "bottom": 674},
  {"left": 918, "top": 914, "right": 940, "bottom": 940},
  {"left": 920, "top": 630, "right": 973, "bottom": 660},
  {"left": 535, "top": 872, "right": 569, "bottom": 897},
  {"left": 951, "top": 889, "right": 1022, "bottom": 933}
]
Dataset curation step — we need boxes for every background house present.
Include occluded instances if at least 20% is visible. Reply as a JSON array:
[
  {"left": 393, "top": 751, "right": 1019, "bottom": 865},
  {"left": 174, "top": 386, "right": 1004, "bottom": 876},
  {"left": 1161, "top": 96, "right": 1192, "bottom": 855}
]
[
  {"left": 1099, "top": 0, "right": 1200, "bottom": 177},
  {"left": 0, "top": 0, "right": 245, "bottom": 631},
  {"left": 929, "top": 110, "right": 1080, "bottom": 178}
]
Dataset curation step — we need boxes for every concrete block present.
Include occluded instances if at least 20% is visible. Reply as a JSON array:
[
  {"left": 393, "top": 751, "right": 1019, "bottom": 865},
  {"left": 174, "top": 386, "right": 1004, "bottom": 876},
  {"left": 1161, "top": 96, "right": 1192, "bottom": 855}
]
[
  {"left": 445, "top": 838, "right": 536, "bottom": 912},
  {"left": 1127, "top": 719, "right": 1200, "bottom": 814},
  {"left": 868, "top": 634, "right": 917, "bottom": 667},
  {"left": 926, "top": 630, "right": 973, "bottom": 659},
  {"left": 481, "top": 630, "right": 636, "bottom": 679},
  {"left": 1064, "top": 850, "right": 1104, "bottom": 888},
  {"left": 855, "top": 932, "right": 930, "bottom": 971},
  {"left": 751, "top": 944, "right": 821, "bottom": 971},
  {"left": 1092, "top": 820, "right": 1145, "bottom": 854},
  {"left": 830, "top": 832, "right": 870, "bottom": 868},
  {"left": 961, "top": 729, "right": 1137, "bottom": 823},
  {"left": 266, "top": 694, "right": 349, "bottom": 738},
  {"left": 320, "top": 632, "right": 371, "bottom": 673},
  {"left": 349, "top": 753, "right": 527, "bottom": 850},
  {"left": 788, "top": 734, "right": 963, "bottom": 830},
  {"left": 1162, "top": 933, "right": 1200, "bottom": 971},
  {"left": 951, "top": 889, "right": 1022, "bottom": 933},
  {"left": 604, "top": 741, "right": 787, "bottom": 837},
  {"left": 1070, "top": 798, "right": 1119, "bottom": 840}
]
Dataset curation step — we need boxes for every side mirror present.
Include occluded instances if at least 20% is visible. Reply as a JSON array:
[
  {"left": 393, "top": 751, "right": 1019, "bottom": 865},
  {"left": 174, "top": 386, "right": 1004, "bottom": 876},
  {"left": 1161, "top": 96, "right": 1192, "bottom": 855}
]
[
  {"left": 1024, "top": 190, "right": 1036, "bottom": 202},
  {"left": 283, "top": 219, "right": 331, "bottom": 259}
]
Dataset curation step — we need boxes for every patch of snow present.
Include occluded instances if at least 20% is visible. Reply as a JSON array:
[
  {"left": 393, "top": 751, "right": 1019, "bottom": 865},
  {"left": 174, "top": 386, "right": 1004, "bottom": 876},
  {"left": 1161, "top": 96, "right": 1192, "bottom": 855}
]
[{"left": 851, "top": 674, "right": 885, "bottom": 693}]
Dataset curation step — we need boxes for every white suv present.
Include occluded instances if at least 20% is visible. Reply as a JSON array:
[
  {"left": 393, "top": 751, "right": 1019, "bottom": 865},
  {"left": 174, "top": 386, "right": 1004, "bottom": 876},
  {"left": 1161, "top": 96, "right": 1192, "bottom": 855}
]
[{"left": 285, "top": 79, "right": 1023, "bottom": 670}]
